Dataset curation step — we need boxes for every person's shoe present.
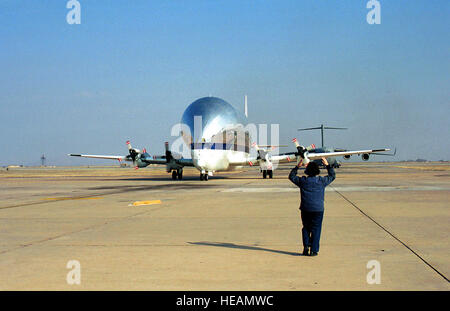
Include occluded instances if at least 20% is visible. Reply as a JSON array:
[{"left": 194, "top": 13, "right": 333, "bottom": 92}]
[
  {"left": 302, "top": 247, "right": 309, "bottom": 256},
  {"left": 310, "top": 252, "right": 318, "bottom": 256}
]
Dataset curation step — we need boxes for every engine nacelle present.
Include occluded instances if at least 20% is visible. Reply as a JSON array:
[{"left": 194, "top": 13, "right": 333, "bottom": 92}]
[
  {"left": 343, "top": 155, "right": 351, "bottom": 160},
  {"left": 361, "top": 153, "right": 370, "bottom": 161},
  {"left": 136, "top": 158, "right": 149, "bottom": 168}
]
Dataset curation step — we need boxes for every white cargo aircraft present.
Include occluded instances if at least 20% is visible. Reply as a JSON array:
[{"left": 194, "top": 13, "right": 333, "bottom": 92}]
[{"left": 69, "top": 97, "right": 390, "bottom": 181}]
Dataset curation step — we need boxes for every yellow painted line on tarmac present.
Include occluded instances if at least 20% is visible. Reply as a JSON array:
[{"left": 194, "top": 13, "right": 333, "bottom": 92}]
[{"left": 129, "top": 200, "right": 162, "bottom": 207}]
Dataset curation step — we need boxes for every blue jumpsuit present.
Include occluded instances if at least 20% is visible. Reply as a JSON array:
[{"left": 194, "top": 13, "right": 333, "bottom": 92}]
[{"left": 289, "top": 165, "right": 335, "bottom": 253}]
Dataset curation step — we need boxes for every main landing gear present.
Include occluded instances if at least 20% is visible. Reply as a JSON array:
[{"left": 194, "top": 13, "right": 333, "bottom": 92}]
[
  {"left": 171, "top": 169, "right": 183, "bottom": 180},
  {"left": 199, "top": 173, "right": 209, "bottom": 181},
  {"left": 261, "top": 169, "right": 273, "bottom": 179}
]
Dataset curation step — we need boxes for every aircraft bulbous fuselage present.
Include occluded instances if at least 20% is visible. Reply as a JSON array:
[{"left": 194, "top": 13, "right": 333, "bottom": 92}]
[{"left": 180, "top": 97, "right": 249, "bottom": 173}]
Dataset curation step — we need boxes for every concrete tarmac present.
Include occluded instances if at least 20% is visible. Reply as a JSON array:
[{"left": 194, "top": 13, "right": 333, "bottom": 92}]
[{"left": 0, "top": 162, "right": 449, "bottom": 290}]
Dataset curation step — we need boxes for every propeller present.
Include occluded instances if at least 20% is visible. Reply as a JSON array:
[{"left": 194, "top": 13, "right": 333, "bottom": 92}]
[
  {"left": 292, "top": 138, "right": 310, "bottom": 165},
  {"left": 252, "top": 142, "right": 273, "bottom": 167},
  {"left": 252, "top": 142, "right": 270, "bottom": 161},
  {"left": 126, "top": 140, "right": 145, "bottom": 169},
  {"left": 164, "top": 141, "right": 172, "bottom": 163},
  {"left": 306, "top": 143, "right": 316, "bottom": 151},
  {"left": 292, "top": 138, "right": 306, "bottom": 157}
]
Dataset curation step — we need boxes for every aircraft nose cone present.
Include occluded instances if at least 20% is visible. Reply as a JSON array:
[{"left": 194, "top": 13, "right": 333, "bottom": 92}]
[{"left": 181, "top": 97, "right": 247, "bottom": 143}]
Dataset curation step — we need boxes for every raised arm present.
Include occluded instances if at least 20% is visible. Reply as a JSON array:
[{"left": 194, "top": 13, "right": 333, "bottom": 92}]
[
  {"left": 321, "top": 157, "right": 336, "bottom": 186},
  {"left": 288, "top": 160, "right": 303, "bottom": 187}
]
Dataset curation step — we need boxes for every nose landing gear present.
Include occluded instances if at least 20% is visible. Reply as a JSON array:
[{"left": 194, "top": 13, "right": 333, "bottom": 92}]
[
  {"left": 261, "top": 169, "right": 273, "bottom": 179},
  {"left": 200, "top": 173, "right": 209, "bottom": 181}
]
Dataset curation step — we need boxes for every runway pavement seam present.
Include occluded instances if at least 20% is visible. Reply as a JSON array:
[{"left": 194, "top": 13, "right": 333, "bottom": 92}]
[
  {"left": 331, "top": 186, "right": 449, "bottom": 283},
  {"left": 0, "top": 194, "right": 106, "bottom": 210},
  {"left": 0, "top": 207, "right": 164, "bottom": 256},
  {"left": 0, "top": 180, "right": 221, "bottom": 210}
]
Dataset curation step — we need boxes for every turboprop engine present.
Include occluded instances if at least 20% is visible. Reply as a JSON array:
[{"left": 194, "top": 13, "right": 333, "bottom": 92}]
[{"left": 126, "top": 141, "right": 148, "bottom": 168}]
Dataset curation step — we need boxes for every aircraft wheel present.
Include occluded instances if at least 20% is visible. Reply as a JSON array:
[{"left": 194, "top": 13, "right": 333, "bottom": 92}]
[
  {"left": 204, "top": 174, "right": 209, "bottom": 181},
  {"left": 262, "top": 170, "right": 267, "bottom": 179},
  {"left": 177, "top": 169, "right": 183, "bottom": 180},
  {"left": 268, "top": 170, "right": 273, "bottom": 179},
  {"left": 172, "top": 170, "right": 178, "bottom": 180},
  {"left": 200, "top": 173, "right": 204, "bottom": 181}
]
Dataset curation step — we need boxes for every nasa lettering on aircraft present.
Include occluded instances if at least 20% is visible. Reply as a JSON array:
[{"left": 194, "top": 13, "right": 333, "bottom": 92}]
[{"left": 69, "top": 96, "right": 392, "bottom": 180}]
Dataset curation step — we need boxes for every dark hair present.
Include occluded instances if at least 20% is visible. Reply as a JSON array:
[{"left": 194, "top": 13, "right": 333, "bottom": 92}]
[{"left": 305, "top": 162, "right": 320, "bottom": 177}]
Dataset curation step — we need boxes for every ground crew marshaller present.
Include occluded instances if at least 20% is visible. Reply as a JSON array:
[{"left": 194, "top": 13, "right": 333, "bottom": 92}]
[{"left": 289, "top": 158, "right": 336, "bottom": 256}]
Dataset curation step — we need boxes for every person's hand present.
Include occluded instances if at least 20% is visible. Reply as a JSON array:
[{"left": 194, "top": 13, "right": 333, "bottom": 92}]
[{"left": 321, "top": 157, "right": 328, "bottom": 166}]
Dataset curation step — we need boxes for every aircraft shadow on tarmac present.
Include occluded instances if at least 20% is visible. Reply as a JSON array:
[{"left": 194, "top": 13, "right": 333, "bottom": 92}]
[
  {"left": 114, "top": 176, "right": 263, "bottom": 181},
  {"left": 86, "top": 183, "right": 219, "bottom": 192},
  {"left": 188, "top": 241, "right": 301, "bottom": 257},
  {"left": 116, "top": 176, "right": 230, "bottom": 181}
]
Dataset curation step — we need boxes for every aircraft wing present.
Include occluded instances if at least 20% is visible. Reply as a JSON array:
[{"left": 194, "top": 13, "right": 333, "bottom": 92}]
[
  {"left": 69, "top": 140, "right": 195, "bottom": 168},
  {"left": 68, "top": 154, "right": 127, "bottom": 161},
  {"left": 140, "top": 156, "right": 167, "bottom": 165},
  {"left": 306, "top": 148, "right": 390, "bottom": 160},
  {"left": 176, "top": 158, "right": 195, "bottom": 167},
  {"left": 270, "top": 154, "right": 297, "bottom": 163},
  {"left": 140, "top": 156, "right": 195, "bottom": 167},
  {"left": 229, "top": 148, "right": 390, "bottom": 168},
  {"left": 228, "top": 154, "right": 296, "bottom": 167},
  {"left": 228, "top": 156, "right": 259, "bottom": 167}
]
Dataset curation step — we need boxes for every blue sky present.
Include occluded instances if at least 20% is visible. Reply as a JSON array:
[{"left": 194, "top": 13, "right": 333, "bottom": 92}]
[{"left": 0, "top": 0, "right": 448, "bottom": 165}]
